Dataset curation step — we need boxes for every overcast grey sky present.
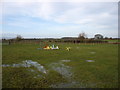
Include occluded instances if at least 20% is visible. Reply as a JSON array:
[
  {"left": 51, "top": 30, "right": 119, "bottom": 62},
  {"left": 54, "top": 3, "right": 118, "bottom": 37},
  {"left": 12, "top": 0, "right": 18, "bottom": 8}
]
[{"left": 1, "top": 0, "right": 118, "bottom": 38}]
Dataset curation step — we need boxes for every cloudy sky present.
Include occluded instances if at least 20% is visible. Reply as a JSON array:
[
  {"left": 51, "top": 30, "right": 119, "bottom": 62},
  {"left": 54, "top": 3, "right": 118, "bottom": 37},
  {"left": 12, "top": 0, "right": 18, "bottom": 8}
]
[{"left": 1, "top": 0, "right": 118, "bottom": 38}]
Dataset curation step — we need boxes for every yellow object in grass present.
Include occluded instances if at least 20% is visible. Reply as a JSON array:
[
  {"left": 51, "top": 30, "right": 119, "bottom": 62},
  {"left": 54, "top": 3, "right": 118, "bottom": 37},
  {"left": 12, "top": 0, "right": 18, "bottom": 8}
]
[
  {"left": 66, "top": 47, "right": 71, "bottom": 51},
  {"left": 44, "top": 46, "right": 50, "bottom": 49}
]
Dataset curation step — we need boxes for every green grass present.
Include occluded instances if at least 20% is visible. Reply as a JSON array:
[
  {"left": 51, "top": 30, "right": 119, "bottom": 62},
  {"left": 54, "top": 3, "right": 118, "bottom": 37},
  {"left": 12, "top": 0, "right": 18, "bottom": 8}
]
[{"left": 2, "top": 43, "right": 118, "bottom": 88}]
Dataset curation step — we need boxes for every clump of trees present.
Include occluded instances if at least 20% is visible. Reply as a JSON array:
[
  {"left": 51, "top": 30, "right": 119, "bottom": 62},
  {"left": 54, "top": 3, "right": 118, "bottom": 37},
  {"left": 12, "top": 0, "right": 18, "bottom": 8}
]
[{"left": 15, "top": 35, "right": 22, "bottom": 41}]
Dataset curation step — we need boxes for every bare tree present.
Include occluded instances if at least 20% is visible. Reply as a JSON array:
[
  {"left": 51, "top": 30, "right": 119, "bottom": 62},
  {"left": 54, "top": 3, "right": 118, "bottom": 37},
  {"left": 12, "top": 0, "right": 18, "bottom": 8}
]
[
  {"left": 16, "top": 35, "right": 22, "bottom": 41},
  {"left": 78, "top": 32, "right": 87, "bottom": 39}
]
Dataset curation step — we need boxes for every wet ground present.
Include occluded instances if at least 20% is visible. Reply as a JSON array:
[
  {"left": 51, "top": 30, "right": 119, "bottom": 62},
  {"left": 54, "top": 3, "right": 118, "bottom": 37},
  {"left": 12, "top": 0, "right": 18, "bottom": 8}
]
[
  {"left": 2, "top": 59, "right": 95, "bottom": 88},
  {"left": 2, "top": 60, "right": 47, "bottom": 74},
  {"left": 86, "top": 60, "right": 95, "bottom": 62}
]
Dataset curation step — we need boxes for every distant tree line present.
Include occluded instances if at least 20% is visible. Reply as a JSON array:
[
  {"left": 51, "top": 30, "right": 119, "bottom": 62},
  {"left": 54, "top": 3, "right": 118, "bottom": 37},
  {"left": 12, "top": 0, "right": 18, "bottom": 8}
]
[{"left": 2, "top": 33, "right": 119, "bottom": 44}]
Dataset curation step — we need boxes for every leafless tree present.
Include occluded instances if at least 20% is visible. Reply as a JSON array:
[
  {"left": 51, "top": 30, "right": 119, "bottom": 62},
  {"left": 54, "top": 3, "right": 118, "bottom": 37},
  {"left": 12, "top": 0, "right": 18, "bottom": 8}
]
[
  {"left": 78, "top": 32, "right": 87, "bottom": 39},
  {"left": 16, "top": 35, "right": 22, "bottom": 41}
]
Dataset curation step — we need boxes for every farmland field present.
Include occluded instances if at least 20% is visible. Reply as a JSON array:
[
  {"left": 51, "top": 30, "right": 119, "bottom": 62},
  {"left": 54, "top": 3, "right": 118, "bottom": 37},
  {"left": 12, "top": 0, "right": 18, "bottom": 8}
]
[{"left": 2, "top": 43, "right": 118, "bottom": 88}]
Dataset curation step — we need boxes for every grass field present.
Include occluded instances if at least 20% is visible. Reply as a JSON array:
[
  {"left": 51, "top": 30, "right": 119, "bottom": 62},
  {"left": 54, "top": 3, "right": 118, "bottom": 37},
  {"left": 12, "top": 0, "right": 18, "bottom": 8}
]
[{"left": 2, "top": 43, "right": 118, "bottom": 88}]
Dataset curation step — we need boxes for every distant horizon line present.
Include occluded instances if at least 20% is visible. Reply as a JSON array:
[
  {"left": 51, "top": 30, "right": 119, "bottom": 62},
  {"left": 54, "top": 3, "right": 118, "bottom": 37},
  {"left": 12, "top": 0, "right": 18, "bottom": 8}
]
[
  {"left": 1, "top": 33, "right": 118, "bottom": 39},
  {"left": 1, "top": 36, "right": 119, "bottom": 40}
]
